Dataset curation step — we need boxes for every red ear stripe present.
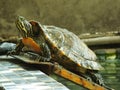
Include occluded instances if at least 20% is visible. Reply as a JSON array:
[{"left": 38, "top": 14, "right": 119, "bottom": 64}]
[
  {"left": 29, "top": 21, "right": 37, "bottom": 26},
  {"left": 29, "top": 21, "right": 40, "bottom": 36}
]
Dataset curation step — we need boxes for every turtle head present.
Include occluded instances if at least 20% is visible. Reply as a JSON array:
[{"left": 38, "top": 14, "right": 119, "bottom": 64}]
[{"left": 15, "top": 16, "right": 33, "bottom": 38}]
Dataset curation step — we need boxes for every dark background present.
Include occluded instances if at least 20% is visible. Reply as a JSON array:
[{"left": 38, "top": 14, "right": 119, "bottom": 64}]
[{"left": 0, "top": 0, "right": 120, "bottom": 36}]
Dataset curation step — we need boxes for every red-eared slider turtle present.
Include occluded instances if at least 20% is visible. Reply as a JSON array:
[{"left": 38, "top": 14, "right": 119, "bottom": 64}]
[{"left": 13, "top": 16, "right": 104, "bottom": 85}]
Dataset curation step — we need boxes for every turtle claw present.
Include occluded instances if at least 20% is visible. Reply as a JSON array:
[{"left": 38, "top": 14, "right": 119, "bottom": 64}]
[
  {"left": 87, "top": 71, "right": 105, "bottom": 86},
  {"left": 7, "top": 50, "right": 19, "bottom": 56},
  {"left": 35, "top": 56, "right": 50, "bottom": 62},
  {"left": 7, "top": 51, "right": 14, "bottom": 56},
  {"left": 27, "top": 52, "right": 51, "bottom": 62}
]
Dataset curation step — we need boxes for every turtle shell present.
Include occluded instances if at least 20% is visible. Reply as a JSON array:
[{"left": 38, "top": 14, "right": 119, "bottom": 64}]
[{"left": 38, "top": 24, "right": 103, "bottom": 71}]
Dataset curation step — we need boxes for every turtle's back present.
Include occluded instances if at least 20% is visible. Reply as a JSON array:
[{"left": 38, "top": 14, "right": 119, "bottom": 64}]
[{"left": 42, "top": 25, "right": 102, "bottom": 70}]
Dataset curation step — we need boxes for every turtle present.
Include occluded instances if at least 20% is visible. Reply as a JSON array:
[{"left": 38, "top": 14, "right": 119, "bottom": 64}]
[{"left": 12, "top": 16, "right": 104, "bottom": 85}]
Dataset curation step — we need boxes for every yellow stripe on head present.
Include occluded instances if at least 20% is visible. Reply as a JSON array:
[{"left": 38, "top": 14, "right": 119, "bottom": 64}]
[
  {"left": 15, "top": 16, "right": 29, "bottom": 37},
  {"left": 15, "top": 16, "right": 32, "bottom": 37},
  {"left": 17, "top": 21, "right": 27, "bottom": 33}
]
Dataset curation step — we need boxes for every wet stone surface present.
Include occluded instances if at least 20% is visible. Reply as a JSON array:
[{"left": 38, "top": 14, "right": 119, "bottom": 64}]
[{"left": 0, "top": 56, "right": 69, "bottom": 90}]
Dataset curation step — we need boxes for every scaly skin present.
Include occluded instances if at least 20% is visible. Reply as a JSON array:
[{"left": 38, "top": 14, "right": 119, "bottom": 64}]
[
  {"left": 14, "top": 16, "right": 51, "bottom": 62},
  {"left": 22, "top": 37, "right": 42, "bottom": 53},
  {"left": 14, "top": 16, "right": 107, "bottom": 86}
]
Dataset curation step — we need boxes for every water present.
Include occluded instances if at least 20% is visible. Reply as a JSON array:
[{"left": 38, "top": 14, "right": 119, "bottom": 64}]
[
  {"left": 0, "top": 57, "right": 119, "bottom": 90},
  {"left": 51, "top": 58, "right": 120, "bottom": 90},
  {"left": 96, "top": 49, "right": 120, "bottom": 90},
  {"left": 0, "top": 42, "right": 120, "bottom": 90},
  {"left": 100, "top": 59, "right": 120, "bottom": 90}
]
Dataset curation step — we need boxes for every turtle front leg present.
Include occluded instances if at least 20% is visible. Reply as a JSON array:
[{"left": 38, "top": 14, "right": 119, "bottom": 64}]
[
  {"left": 27, "top": 52, "right": 51, "bottom": 62},
  {"left": 36, "top": 55, "right": 51, "bottom": 62},
  {"left": 21, "top": 37, "right": 51, "bottom": 62},
  {"left": 87, "top": 70, "right": 105, "bottom": 86},
  {"left": 33, "top": 44, "right": 51, "bottom": 62},
  {"left": 7, "top": 39, "right": 24, "bottom": 55}
]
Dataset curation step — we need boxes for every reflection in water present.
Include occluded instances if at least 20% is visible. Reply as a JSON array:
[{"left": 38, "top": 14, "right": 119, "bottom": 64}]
[
  {"left": 96, "top": 49, "right": 120, "bottom": 90},
  {"left": 100, "top": 59, "right": 120, "bottom": 90},
  {"left": 51, "top": 58, "right": 120, "bottom": 90},
  {"left": 0, "top": 42, "right": 119, "bottom": 89}
]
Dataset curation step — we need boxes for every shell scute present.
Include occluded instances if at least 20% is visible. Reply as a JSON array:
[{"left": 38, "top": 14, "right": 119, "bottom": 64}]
[{"left": 42, "top": 25, "right": 103, "bottom": 70}]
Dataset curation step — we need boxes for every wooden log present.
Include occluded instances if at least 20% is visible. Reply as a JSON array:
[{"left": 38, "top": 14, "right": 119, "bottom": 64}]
[
  {"left": 79, "top": 31, "right": 120, "bottom": 39},
  {"left": 82, "top": 36, "right": 120, "bottom": 45},
  {"left": 0, "top": 36, "right": 20, "bottom": 43}
]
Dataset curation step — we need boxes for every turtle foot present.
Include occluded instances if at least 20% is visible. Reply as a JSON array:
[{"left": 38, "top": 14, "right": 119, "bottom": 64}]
[{"left": 87, "top": 70, "right": 105, "bottom": 86}]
